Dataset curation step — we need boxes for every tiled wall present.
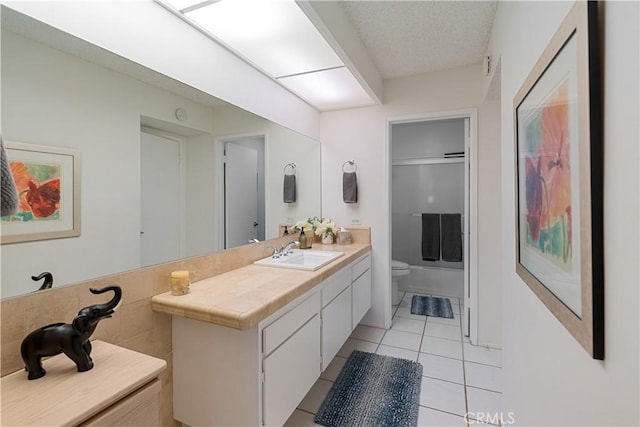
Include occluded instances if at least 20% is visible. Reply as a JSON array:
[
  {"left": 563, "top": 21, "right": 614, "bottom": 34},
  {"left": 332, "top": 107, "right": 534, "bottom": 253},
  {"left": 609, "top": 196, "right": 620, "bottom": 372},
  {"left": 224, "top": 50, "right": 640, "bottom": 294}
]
[{"left": 0, "top": 227, "right": 370, "bottom": 426}]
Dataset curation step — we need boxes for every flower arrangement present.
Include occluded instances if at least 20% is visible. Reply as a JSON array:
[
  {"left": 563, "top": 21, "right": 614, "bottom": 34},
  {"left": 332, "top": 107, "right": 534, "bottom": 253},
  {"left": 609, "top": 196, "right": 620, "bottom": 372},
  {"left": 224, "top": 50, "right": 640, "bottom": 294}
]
[{"left": 291, "top": 216, "right": 336, "bottom": 238}]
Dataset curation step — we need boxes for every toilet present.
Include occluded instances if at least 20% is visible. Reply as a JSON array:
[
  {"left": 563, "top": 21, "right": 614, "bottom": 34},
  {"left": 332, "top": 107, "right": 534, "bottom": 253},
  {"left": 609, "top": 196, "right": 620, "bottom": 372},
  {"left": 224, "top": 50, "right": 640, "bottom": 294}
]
[{"left": 391, "top": 260, "right": 410, "bottom": 305}]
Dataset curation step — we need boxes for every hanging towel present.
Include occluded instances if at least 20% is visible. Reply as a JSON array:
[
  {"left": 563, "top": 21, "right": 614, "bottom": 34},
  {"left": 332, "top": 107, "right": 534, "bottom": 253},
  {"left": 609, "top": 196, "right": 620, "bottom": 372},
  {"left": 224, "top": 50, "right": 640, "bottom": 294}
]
[
  {"left": 1, "top": 137, "right": 19, "bottom": 216},
  {"left": 421, "top": 214, "right": 440, "bottom": 261},
  {"left": 283, "top": 174, "right": 296, "bottom": 203},
  {"left": 343, "top": 171, "right": 358, "bottom": 203},
  {"left": 441, "top": 213, "right": 462, "bottom": 262}
]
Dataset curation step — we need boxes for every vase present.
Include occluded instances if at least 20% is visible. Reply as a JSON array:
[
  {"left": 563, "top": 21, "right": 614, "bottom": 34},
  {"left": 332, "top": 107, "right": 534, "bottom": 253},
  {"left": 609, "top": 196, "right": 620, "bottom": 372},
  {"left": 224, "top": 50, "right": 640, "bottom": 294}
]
[{"left": 322, "top": 234, "right": 334, "bottom": 245}]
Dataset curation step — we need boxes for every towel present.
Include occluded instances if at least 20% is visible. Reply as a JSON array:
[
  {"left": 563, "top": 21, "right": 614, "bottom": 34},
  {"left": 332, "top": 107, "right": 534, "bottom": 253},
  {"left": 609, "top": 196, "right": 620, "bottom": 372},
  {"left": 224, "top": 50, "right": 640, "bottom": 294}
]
[
  {"left": 421, "top": 214, "right": 440, "bottom": 261},
  {"left": 441, "top": 213, "right": 462, "bottom": 262},
  {"left": 1, "top": 137, "right": 19, "bottom": 216},
  {"left": 342, "top": 171, "right": 358, "bottom": 203},
  {"left": 283, "top": 174, "right": 296, "bottom": 203}
]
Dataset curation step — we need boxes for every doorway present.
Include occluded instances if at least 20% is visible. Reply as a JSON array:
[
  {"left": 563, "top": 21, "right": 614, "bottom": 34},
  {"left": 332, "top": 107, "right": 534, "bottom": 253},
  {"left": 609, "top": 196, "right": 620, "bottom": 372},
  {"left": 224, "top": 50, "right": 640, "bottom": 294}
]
[
  {"left": 219, "top": 135, "right": 266, "bottom": 249},
  {"left": 140, "top": 130, "right": 184, "bottom": 267},
  {"left": 388, "top": 109, "right": 478, "bottom": 342}
]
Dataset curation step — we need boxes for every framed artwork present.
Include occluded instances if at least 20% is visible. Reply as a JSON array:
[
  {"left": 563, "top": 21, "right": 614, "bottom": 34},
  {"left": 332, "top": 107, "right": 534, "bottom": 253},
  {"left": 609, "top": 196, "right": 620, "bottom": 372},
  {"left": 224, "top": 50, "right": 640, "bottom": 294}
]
[
  {"left": 1, "top": 141, "right": 81, "bottom": 244},
  {"left": 514, "top": 1, "right": 603, "bottom": 359}
]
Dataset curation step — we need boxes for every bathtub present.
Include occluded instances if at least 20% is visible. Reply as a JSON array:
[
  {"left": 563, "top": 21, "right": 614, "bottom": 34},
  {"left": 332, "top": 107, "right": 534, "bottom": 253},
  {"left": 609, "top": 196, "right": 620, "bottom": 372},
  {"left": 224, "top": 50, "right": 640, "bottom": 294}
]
[{"left": 398, "top": 265, "right": 464, "bottom": 299}]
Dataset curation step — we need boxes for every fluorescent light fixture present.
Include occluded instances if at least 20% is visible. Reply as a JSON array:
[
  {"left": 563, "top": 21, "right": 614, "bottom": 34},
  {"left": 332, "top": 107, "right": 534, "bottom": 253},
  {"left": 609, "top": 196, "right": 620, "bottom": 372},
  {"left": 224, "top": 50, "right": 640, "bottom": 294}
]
[
  {"left": 185, "top": 0, "right": 343, "bottom": 78},
  {"left": 278, "top": 67, "right": 374, "bottom": 111}
]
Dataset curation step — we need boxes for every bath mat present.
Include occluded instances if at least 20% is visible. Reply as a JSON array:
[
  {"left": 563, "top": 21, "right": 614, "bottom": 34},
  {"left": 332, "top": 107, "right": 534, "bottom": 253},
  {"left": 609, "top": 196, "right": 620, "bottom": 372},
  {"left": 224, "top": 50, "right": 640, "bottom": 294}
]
[
  {"left": 314, "top": 351, "right": 422, "bottom": 427},
  {"left": 410, "top": 295, "right": 454, "bottom": 319}
]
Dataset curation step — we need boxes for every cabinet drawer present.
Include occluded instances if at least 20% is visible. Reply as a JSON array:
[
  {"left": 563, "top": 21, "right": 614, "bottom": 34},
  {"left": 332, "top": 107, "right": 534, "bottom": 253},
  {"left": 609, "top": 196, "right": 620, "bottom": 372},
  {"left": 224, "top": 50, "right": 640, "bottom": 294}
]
[
  {"left": 321, "top": 267, "right": 351, "bottom": 307},
  {"left": 82, "top": 379, "right": 161, "bottom": 426},
  {"left": 351, "top": 253, "right": 371, "bottom": 281},
  {"left": 352, "top": 269, "right": 372, "bottom": 329},
  {"left": 263, "top": 292, "right": 320, "bottom": 356},
  {"left": 263, "top": 315, "right": 321, "bottom": 427}
]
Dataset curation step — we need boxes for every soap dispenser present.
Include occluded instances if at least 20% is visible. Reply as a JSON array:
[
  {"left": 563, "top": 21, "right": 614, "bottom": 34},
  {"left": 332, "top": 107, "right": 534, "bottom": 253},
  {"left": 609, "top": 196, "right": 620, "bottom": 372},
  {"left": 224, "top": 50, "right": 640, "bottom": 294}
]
[{"left": 299, "top": 228, "right": 310, "bottom": 249}]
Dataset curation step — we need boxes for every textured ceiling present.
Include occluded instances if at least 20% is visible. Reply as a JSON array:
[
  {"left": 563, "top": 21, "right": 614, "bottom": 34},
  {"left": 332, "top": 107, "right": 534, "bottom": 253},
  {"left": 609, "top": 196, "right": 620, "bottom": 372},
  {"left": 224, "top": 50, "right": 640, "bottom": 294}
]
[{"left": 341, "top": 0, "right": 498, "bottom": 79}]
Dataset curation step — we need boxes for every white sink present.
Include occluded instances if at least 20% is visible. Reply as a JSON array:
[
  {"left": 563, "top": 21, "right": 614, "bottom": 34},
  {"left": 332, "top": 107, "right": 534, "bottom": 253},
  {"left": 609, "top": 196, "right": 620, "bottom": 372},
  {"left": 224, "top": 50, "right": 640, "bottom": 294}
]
[{"left": 254, "top": 249, "right": 345, "bottom": 271}]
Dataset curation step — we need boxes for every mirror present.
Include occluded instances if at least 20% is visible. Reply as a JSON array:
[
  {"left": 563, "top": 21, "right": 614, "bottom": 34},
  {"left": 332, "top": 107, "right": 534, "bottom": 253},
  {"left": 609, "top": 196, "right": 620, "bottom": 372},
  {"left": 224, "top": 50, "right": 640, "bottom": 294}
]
[{"left": 1, "top": 7, "right": 321, "bottom": 299}]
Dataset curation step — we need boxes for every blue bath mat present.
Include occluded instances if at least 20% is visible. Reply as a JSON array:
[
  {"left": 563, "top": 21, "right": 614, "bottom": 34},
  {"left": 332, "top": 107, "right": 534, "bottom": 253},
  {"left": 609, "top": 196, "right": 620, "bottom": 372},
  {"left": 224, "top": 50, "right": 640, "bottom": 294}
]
[
  {"left": 410, "top": 295, "right": 454, "bottom": 319},
  {"left": 314, "top": 351, "right": 422, "bottom": 427}
]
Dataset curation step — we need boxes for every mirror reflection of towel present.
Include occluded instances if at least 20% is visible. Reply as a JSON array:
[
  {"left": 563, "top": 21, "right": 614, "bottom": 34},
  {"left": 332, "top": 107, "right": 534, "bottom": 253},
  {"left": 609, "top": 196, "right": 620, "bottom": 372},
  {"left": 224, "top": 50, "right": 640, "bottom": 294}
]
[
  {"left": 283, "top": 174, "right": 296, "bottom": 203},
  {"left": 441, "top": 213, "right": 462, "bottom": 262},
  {"left": 1, "top": 137, "right": 18, "bottom": 216},
  {"left": 343, "top": 172, "right": 358, "bottom": 203},
  {"left": 421, "top": 214, "right": 440, "bottom": 261}
]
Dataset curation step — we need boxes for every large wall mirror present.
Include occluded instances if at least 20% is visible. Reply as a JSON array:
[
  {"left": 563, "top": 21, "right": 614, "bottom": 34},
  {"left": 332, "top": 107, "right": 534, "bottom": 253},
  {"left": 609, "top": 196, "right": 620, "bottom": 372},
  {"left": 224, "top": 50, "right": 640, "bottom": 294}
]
[{"left": 1, "top": 7, "right": 321, "bottom": 299}]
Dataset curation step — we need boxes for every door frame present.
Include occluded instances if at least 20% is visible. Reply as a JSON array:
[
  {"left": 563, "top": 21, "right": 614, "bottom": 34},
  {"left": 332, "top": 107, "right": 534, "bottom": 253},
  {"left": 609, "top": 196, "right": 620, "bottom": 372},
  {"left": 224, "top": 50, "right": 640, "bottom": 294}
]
[
  {"left": 386, "top": 108, "right": 478, "bottom": 343},
  {"left": 214, "top": 132, "right": 268, "bottom": 250},
  {"left": 140, "top": 126, "right": 187, "bottom": 261}
]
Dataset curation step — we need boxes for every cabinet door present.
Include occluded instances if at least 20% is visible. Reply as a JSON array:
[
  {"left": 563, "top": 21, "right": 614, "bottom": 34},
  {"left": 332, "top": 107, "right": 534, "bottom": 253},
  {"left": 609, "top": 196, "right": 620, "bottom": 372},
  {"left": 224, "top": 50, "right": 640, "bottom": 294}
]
[
  {"left": 263, "top": 315, "right": 321, "bottom": 426},
  {"left": 352, "top": 269, "right": 372, "bottom": 329},
  {"left": 321, "top": 286, "right": 352, "bottom": 371}
]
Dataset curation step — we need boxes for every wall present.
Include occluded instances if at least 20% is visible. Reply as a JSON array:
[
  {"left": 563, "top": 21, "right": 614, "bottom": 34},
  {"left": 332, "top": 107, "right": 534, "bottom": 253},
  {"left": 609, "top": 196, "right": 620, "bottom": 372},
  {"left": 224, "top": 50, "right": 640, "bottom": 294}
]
[
  {"left": 321, "top": 65, "right": 504, "bottom": 342},
  {"left": 492, "top": 2, "right": 639, "bottom": 425}
]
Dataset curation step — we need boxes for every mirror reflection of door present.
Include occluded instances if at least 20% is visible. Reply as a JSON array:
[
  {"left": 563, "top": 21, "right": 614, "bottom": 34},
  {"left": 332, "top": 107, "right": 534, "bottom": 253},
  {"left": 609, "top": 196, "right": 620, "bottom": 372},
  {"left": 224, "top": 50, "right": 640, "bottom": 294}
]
[
  {"left": 224, "top": 137, "right": 265, "bottom": 249},
  {"left": 140, "top": 131, "right": 183, "bottom": 267}
]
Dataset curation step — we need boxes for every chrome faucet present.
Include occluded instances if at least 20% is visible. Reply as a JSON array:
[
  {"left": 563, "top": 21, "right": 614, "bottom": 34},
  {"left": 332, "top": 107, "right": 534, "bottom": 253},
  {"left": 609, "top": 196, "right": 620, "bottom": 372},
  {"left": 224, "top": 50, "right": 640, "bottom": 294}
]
[{"left": 281, "top": 240, "right": 300, "bottom": 255}]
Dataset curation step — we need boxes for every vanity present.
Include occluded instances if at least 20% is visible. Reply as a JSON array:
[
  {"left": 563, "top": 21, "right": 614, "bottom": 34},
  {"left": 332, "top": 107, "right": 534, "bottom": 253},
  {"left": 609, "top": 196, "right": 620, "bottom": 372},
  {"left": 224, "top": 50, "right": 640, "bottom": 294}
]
[
  {"left": 0, "top": 340, "right": 166, "bottom": 426},
  {"left": 151, "top": 243, "right": 371, "bottom": 426}
]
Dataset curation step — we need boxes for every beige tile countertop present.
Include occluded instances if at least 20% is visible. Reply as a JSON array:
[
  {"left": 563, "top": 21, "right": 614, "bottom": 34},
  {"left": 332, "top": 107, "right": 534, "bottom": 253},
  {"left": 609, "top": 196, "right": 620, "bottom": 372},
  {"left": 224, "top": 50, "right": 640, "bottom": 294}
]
[
  {"left": 151, "top": 243, "right": 371, "bottom": 330},
  {"left": 0, "top": 340, "right": 166, "bottom": 426}
]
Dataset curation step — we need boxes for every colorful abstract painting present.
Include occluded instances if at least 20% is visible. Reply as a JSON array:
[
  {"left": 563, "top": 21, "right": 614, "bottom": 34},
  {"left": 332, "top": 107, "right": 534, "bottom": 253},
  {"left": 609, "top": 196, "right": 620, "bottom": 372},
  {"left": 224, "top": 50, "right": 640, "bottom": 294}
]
[
  {"left": 3, "top": 161, "right": 62, "bottom": 222},
  {"left": 1, "top": 142, "right": 80, "bottom": 244},
  {"left": 523, "top": 81, "right": 572, "bottom": 268}
]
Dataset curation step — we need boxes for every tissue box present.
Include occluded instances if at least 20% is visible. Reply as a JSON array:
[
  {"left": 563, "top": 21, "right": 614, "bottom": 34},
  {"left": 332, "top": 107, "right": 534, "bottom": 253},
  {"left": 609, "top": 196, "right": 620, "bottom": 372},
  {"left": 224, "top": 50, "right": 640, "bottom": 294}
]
[{"left": 337, "top": 230, "right": 352, "bottom": 245}]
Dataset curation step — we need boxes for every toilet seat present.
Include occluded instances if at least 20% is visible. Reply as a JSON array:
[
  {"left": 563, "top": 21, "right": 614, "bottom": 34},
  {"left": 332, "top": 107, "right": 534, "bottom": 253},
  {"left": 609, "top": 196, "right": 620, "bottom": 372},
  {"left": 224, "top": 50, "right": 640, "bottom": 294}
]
[{"left": 392, "top": 260, "right": 409, "bottom": 271}]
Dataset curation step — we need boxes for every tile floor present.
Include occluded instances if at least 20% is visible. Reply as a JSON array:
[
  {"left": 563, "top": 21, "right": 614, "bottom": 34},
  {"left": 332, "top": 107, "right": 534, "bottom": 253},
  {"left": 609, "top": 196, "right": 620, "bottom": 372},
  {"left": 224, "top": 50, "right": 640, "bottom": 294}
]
[{"left": 284, "top": 292, "right": 504, "bottom": 427}]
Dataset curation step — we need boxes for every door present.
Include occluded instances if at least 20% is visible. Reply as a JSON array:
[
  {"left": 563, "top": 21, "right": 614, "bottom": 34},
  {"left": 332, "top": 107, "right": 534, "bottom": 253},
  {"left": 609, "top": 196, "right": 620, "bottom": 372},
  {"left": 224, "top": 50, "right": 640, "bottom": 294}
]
[
  {"left": 224, "top": 141, "right": 261, "bottom": 248},
  {"left": 140, "top": 131, "right": 182, "bottom": 267}
]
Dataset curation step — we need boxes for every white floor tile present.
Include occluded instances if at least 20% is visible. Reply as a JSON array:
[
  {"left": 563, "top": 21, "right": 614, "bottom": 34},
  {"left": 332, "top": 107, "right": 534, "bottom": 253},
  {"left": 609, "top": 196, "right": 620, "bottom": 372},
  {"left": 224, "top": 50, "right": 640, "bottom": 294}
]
[
  {"left": 418, "top": 353, "right": 464, "bottom": 384},
  {"left": 466, "top": 387, "right": 502, "bottom": 420},
  {"left": 320, "top": 356, "right": 347, "bottom": 382},
  {"left": 418, "top": 406, "right": 468, "bottom": 427},
  {"left": 337, "top": 338, "right": 378, "bottom": 358},
  {"left": 425, "top": 322, "right": 462, "bottom": 341},
  {"left": 283, "top": 409, "right": 321, "bottom": 427},
  {"left": 376, "top": 344, "right": 419, "bottom": 361},
  {"left": 464, "top": 361, "right": 502, "bottom": 392},
  {"left": 297, "top": 379, "right": 334, "bottom": 414},
  {"left": 463, "top": 343, "right": 502, "bottom": 367},
  {"left": 350, "top": 325, "right": 386, "bottom": 343},
  {"left": 421, "top": 335, "right": 463, "bottom": 360},
  {"left": 381, "top": 329, "right": 423, "bottom": 351},
  {"left": 419, "top": 376, "right": 467, "bottom": 416},
  {"left": 428, "top": 315, "right": 461, "bottom": 327},
  {"left": 391, "top": 316, "right": 426, "bottom": 334},
  {"left": 395, "top": 305, "right": 429, "bottom": 321}
]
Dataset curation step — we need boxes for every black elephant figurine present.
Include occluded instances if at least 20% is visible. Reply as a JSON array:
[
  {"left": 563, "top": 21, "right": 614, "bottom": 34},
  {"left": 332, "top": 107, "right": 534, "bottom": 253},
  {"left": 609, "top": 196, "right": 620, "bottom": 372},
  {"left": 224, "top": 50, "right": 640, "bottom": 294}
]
[{"left": 20, "top": 285, "right": 122, "bottom": 380}]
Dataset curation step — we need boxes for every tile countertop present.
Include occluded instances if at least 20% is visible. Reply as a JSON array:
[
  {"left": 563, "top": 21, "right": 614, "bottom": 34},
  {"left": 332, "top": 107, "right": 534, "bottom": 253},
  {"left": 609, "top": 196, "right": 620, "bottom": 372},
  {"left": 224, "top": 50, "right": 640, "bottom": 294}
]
[{"left": 151, "top": 243, "right": 371, "bottom": 330}]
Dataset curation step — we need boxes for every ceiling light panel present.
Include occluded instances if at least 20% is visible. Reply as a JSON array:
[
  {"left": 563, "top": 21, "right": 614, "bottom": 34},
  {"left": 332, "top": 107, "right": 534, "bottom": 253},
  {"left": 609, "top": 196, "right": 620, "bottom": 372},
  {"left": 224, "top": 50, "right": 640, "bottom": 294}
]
[
  {"left": 278, "top": 67, "right": 374, "bottom": 111},
  {"left": 185, "top": 0, "right": 343, "bottom": 78},
  {"left": 162, "top": 0, "right": 211, "bottom": 12}
]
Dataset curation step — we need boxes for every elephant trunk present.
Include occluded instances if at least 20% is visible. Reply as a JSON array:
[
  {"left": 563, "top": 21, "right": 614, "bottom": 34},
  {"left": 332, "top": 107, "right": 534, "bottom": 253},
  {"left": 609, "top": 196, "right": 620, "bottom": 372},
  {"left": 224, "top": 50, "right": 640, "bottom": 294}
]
[{"left": 88, "top": 285, "right": 122, "bottom": 315}]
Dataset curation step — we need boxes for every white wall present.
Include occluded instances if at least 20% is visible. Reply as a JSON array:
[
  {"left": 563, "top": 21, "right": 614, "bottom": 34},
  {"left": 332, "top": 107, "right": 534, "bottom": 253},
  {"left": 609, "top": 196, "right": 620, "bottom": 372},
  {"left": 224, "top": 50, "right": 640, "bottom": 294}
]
[
  {"left": 1, "top": 29, "right": 219, "bottom": 298},
  {"left": 493, "top": 2, "right": 639, "bottom": 425},
  {"left": 321, "top": 65, "right": 503, "bottom": 337}
]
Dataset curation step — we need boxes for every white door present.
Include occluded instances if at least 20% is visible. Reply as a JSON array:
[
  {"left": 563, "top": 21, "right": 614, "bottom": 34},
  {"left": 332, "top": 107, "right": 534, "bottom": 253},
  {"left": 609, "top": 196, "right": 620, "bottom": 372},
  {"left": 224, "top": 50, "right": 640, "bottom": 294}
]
[
  {"left": 140, "top": 132, "right": 182, "bottom": 267},
  {"left": 225, "top": 142, "right": 259, "bottom": 248}
]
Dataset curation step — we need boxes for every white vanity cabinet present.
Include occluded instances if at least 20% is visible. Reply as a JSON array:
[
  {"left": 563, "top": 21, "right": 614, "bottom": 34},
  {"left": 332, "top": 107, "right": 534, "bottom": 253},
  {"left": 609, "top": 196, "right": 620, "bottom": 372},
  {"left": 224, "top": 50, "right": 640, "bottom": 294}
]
[{"left": 171, "top": 249, "right": 371, "bottom": 426}]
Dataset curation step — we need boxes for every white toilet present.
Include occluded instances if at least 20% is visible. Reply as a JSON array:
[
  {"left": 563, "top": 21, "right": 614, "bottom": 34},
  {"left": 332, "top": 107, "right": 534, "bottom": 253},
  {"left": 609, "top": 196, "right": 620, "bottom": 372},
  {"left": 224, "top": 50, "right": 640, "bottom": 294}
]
[{"left": 391, "top": 260, "right": 410, "bottom": 305}]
